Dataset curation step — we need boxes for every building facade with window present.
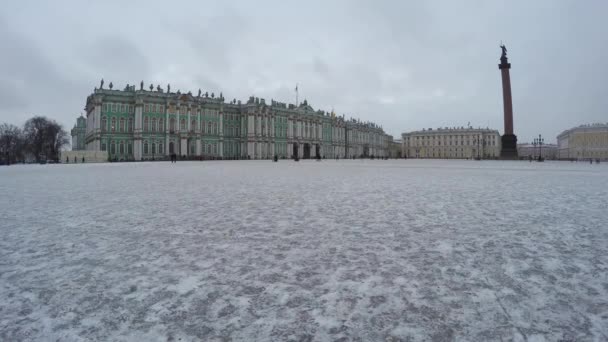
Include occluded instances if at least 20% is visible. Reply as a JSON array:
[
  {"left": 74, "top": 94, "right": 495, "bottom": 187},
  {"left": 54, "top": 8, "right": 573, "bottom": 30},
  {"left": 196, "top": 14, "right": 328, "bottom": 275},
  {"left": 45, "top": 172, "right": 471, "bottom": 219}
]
[
  {"left": 517, "top": 143, "right": 558, "bottom": 160},
  {"left": 401, "top": 127, "right": 501, "bottom": 159},
  {"left": 84, "top": 85, "right": 391, "bottom": 160},
  {"left": 557, "top": 123, "right": 608, "bottom": 160},
  {"left": 71, "top": 115, "right": 87, "bottom": 151}
]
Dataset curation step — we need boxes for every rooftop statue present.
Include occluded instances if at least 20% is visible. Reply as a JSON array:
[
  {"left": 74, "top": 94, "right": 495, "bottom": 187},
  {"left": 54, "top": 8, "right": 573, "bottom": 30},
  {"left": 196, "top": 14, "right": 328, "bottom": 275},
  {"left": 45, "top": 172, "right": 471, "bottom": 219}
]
[
  {"left": 167, "top": 84, "right": 171, "bottom": 93},
  {"left": 140, "top": 80, "right": 144, "bottom": 90},
  {"left": 100, "top": 78, "right": 104, "bottom": 89},
  {"left": 157, "top": 85, "right": 162, "bottom": 92},
  {"left": 499, "top": 43, "right": 510, "bottom": 64},
  {"left": 149, "top": 84, "right": 153, "bottom": 91},
  {"left": 198, "top": 89, "right": 201, "bottom": 97},
  {"left": 109, "top": 82, "right": 113, "bottom": 90}
]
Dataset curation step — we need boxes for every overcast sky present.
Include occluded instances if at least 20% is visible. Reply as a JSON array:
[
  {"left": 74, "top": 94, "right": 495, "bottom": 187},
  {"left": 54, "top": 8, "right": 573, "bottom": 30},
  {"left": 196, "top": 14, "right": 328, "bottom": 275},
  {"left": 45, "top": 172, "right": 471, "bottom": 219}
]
[{"left": 1, "top": 0, "right": 607, "bottom": 143}]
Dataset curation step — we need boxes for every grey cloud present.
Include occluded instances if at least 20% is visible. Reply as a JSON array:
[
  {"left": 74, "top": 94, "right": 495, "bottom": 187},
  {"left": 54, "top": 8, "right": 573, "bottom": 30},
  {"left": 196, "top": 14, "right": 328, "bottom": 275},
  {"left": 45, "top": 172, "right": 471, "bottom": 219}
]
[{"left": 1, "top": 1, "right": 607, "bottom": 142}]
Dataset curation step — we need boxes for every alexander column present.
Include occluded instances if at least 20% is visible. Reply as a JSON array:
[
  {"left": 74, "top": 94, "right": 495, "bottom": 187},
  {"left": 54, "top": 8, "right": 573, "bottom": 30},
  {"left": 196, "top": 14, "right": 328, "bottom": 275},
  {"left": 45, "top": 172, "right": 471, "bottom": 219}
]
[{"left": 498, "top": 44, "right": 518, "bottom": 159}]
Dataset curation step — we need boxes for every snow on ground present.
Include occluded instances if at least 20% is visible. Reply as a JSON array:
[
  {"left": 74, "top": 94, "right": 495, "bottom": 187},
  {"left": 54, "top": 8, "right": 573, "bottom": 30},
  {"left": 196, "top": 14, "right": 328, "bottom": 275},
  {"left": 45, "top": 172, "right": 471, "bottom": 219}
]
[{"left": 1, "top": 160, "right": 607, "bottom": 341}]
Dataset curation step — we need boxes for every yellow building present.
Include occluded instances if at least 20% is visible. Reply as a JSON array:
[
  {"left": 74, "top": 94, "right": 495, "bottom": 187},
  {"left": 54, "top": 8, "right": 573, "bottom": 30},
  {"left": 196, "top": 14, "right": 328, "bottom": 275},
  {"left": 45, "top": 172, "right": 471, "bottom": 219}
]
[
  {"left": 402, "top": 127, "right": 501, "bottom": 159},
  {"left": 557, "top": 124, "right": 608, "bottom": 160}
]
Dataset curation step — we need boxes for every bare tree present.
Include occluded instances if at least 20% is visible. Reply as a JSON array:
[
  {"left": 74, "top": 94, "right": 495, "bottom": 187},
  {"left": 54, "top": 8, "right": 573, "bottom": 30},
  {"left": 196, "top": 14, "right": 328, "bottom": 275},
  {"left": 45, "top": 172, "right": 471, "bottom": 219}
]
[
  {"left": 0, "top": 123, "right": 25, "bottom": 165},
  {"left": 23, "top": 116, "right": 69, "bottom": 162}
]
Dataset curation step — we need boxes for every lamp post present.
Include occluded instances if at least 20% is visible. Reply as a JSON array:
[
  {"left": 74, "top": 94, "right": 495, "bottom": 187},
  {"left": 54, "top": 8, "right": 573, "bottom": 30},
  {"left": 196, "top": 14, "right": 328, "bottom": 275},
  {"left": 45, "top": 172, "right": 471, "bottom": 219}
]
[
  {"left": 533, "top": 134, "right": 544, "bottom": 161},
  {"left": 473, "top": 136, "right": 487, "bottom": 160}
]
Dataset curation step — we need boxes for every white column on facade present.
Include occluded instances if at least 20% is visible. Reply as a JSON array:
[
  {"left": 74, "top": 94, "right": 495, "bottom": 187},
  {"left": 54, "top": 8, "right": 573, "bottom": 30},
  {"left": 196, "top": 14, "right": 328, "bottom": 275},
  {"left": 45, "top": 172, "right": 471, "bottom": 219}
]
[
  {"left": 257, "top": 116, "right": 262, "bottom": 137},
  {"left": 187, "top": 108, "right": 191, "bottom": 132},
  {"left": 181, "top": 138, "right": 188, "bottom": 156},
  {"left": 196, "top": 139, "right": 201, "bottom": 156},
  {"left": 219, "top": 141, "right": 223, "bottom": 158},
  {"left": 134, "top": 104, "right": 143, "bottom": 160},
  {"left": 248, "top": 115, "right": 254, "bottom": 136},
  {"left": 219, "top": 112, "right": 224, "bottom": 136}
]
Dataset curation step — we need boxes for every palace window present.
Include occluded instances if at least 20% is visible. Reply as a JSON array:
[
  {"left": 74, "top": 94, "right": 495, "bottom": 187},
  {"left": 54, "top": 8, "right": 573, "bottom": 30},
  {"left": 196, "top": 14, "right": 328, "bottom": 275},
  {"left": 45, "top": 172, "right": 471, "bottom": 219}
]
[
  {"left": 152, "top": 118, "right": 157, "bottom": 132},
  {"left": 111, "top": 118, "right": 116, "bottom": 132},
  {"left": 180, "top": 119, "right": 186, "bottom": 130},
  {"left": 121, "top": 104, "right": 125, "bottom": 113},
  {"left": 191, "top": 119, "right": 196, "bottom": 131},
  {"left": 170, "top": 118, "right": 176, "bottom": 132},
  {"left": 111, "top": 103, "right": 116, "bottom": 112},
  {"left": 119, "top": 142, "right": 125, "bottom": 155},
  {"left": 207, "top": 122, "right": 212, "bottom": 134},
  {"left": 101, "top": 116, "right": 107, "bottom": 132},
  {"left": 128, "top": 143, "right": 132, "bottom": 155},
  {"left": 152, "top": 142, "right": 156, "bottom": 154},
  {"left": 120, "top": 118, "right": 125, "bottom": 132},
  {"left": 110, "top": 142, "right": 116, "bottom": 154},
  {"left": 101, "top": 142, "right": 107, "bottom": 151},
  {"left": 159, "top": 143, "right": 163, "bottom": 154},
  {"left": 143, "top": 142, "right": 148, "bottom": 154},
  {"left": 144, "top": 117, "right": 149, "bottom": 132},
  {"left": 128, "top": 118, "right": 133, "bottom": 132},
  {"left": 159, "top": 118, "right": 164, "bottom": 131},
  {"left": 145, "top": 104, "right": 150, "bottom": 113}
]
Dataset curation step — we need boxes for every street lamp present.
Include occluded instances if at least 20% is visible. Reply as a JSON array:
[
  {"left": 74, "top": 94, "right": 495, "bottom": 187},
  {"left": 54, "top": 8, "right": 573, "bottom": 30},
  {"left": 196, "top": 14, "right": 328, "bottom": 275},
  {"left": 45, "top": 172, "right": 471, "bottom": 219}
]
[
  {"left": 473, "top": 136, "right": 486, "bottom": 160},
  {"left": 533, "top": 134, "right": 544, "bottom": 162}
]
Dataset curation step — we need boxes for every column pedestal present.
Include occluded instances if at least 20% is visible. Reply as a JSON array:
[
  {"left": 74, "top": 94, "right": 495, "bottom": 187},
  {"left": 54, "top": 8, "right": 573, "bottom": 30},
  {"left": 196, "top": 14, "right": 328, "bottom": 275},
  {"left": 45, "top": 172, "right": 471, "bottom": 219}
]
[{"left": 500, "top": 134, "right": 518, "bottom": 159}]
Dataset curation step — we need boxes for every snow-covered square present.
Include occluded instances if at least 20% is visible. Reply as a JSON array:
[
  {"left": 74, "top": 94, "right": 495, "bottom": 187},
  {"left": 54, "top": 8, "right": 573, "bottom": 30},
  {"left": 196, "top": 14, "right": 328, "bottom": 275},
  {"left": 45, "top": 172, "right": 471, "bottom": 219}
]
[{"left": 1, "top": 160, "right": 607, "bottom": 341}]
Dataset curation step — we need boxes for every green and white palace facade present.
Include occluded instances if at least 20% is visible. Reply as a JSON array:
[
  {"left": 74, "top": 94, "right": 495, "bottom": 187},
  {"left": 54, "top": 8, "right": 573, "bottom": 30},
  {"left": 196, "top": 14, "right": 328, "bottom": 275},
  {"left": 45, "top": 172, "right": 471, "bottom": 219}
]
[{"left": 84, "top": 84, "right": 391, "bottom": 160}]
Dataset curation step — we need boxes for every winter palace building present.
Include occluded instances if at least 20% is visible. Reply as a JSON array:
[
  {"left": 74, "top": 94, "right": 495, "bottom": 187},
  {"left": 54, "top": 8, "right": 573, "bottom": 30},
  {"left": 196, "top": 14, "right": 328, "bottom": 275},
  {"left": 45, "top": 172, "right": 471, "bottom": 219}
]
[{"left": 83, "top": 82, "right": 391, "bottom": 160}]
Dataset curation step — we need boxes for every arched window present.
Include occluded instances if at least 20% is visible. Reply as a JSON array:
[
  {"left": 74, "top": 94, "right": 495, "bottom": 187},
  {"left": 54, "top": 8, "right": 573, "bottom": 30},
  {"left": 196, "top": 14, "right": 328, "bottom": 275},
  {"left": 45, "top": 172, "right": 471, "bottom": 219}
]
[
  {"left": 128, "top": 118, "right": 133, "bottom": 132},
  {"left": 111, "top": 118, "right": 116, "bottom": 132},
  {"left": 152, "top": 104, "right": 156, "bottom": 113},
  {"left": 207, "top": 144, "right": 211, "bottom": 154},
  {"left": 159, "top": 143, "right": 164, "bottom": 154},
  {"left": 145, "top": 104, "right": 150, "bottom": 113},
  {"left": 170, "top": 118, "right": 176, "bottom": 132},
  {"left": 128, "top": 142, "right": 132, "bottom": 155},
  {"left": 144, "top": 117, "right": 149, "bottom": 132},
  {"left": 119, "top": 142, "right": 125, "bottom": 155},
  {"left": 143, "top": 142, "right": 148, "bottom": 154},
  {"left": 180, "top": 119, "right": 186, "bottom": 131},
  {"left": 101, "top": 116, "right": 107, "bottom": 132},
  {"left": 207, "top": 122, "right": 212, "bottom": 134},
  {"left": 152, "top": 142, "right": 156, "bottom": 154},
  {"left": 119, "top": 118, "right": 125, "bottom": 132},
  {"left": 159, "top": 118, "right": 164, "bottom": 131},
  {"left": 191, "top": 119, "right": 196, "bottom": 131},
  {"left": 151, "top": 118, "right": 156, "bottom": 132},
  {"left": 121, "top": 104, "right": 125, "bottom": 113},
  {"left": 110, "top": 141, "right": 116, "bottom": 154}
]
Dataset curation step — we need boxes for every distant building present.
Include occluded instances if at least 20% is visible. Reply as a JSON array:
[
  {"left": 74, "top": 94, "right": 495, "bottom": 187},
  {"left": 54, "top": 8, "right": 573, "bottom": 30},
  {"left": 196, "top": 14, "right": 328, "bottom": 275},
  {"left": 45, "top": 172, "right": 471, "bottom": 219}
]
[
  {"left": 389, "top": 139, "right": 402, "bottom": 158},
  {"left": 402, "top": 127, "right": 501, "bottom": 159},
  {"left": 517, "top": 143, "right": 558, "bottom": 160},
  {"left": 557, "top": 123, "right": 608, "bottom": 160},
  {"left": 71, "top": 115, "right": 87, "bottom": 151},
  {"left": 84, "top": 83, "right": 391, "bottom": 160}
]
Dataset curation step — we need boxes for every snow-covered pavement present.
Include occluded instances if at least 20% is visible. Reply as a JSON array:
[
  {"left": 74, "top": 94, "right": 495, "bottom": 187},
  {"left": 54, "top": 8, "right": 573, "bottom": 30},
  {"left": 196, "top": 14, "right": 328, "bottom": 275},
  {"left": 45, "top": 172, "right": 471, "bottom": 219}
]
[{"left": 1, "top": 160, "right": 607, "bottom": 341}]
